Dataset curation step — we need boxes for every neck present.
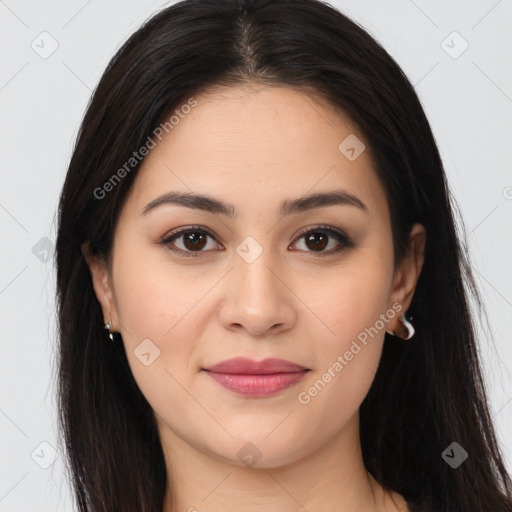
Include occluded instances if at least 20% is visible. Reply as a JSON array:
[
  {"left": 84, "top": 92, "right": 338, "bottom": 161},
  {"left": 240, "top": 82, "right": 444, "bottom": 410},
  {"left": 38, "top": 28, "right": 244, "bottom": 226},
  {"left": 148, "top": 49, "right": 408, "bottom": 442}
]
[{"left": 158, "top": 412, "right": 406, "bottom": 512}]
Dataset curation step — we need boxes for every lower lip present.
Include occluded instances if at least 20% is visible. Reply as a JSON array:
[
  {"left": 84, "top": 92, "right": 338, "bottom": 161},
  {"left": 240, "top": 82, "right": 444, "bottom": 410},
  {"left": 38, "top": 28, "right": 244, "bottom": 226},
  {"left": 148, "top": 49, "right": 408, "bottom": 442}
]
[{"left": 203, "top": 370, "right": 308, "bottom": 397}]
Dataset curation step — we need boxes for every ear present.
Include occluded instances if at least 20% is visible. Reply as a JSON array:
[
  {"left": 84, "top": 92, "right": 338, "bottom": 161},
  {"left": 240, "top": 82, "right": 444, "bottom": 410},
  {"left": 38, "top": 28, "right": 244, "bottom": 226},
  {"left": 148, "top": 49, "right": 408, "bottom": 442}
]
[
  {"left": 387, "top": 223, "right": 426, "bottom": 330},
  {"left": 81, "top": 242, "right": 119, "bottom": 331}
]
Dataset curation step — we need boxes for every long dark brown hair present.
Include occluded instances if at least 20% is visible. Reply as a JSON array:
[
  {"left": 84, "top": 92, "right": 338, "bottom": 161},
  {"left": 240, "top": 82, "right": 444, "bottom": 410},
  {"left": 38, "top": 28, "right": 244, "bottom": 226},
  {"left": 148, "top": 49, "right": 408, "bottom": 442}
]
[{"left": 55, "top": 0, "right": 512, "bottom": 510}]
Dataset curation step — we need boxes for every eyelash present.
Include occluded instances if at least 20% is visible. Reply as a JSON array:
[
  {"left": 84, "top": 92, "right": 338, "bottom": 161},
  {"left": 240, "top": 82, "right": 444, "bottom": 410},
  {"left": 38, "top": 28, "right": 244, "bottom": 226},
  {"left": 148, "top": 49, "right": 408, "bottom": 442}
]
[{"left": 159, "top": 224, "right": 355, "bottom": 259}]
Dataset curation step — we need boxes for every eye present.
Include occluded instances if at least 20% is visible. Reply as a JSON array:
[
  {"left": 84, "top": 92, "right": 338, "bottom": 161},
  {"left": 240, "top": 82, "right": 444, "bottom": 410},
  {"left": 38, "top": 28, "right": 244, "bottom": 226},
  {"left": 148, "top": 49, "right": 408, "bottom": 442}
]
[
  {"left": 160, "top": 226, "right": 222, "bottom": 258},
  {"left": 159, "top": 224, "right": 355, "bottom": 258},
  {"left": 290, "top": 225, "right": 354, "bottom": 256}
]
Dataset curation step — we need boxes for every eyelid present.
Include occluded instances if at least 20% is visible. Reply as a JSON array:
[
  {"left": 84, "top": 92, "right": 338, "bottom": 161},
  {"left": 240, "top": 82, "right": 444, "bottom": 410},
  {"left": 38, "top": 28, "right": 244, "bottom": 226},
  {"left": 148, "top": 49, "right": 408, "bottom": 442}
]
[
  {"left": 292, "top": 224, "right": 351, "bottom": 244},
  {"left": 162, "top": 224, "right": 217, "bottom": 240}
]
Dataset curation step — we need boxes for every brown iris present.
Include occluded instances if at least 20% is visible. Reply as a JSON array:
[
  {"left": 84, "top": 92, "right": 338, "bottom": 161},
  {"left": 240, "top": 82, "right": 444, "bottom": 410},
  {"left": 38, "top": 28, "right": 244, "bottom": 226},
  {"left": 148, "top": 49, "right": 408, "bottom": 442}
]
[
  {"left": 304, "top": 232, "right": 328, "bottom": 251},
  {"left": 183, "top": 232, "right": 208, "bottom": 251}
]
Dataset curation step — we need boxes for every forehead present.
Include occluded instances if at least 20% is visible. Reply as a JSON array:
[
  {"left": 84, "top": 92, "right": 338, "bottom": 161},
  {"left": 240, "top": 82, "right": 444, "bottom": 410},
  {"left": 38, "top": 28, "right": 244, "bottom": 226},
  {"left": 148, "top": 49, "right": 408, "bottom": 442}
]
[{"left": 122, "top": 83, "right": 387, "bottom": 220}]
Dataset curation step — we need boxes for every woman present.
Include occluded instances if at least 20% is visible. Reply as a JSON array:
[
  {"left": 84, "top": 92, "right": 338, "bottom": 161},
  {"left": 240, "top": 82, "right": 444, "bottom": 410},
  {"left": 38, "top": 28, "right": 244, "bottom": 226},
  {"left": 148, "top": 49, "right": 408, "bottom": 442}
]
[{"left": 55, "top": 0, "right": 512, "bottom": 510}]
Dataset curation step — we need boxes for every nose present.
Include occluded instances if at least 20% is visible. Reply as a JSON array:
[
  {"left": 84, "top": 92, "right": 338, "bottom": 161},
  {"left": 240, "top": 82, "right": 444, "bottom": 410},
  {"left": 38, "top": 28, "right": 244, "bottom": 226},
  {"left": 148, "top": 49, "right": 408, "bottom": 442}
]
[{"left": 217, "top": 249, "right": 297, "bottom": 337}]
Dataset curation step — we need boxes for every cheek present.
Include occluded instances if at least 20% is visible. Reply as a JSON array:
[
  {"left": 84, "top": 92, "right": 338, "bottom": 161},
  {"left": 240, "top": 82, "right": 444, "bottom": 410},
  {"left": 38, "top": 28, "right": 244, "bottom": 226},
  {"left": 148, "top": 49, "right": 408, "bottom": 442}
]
[
  {"left": 303, "top": 249, "right": 393, "bottom": 351},
  {"left": 112, "top": 237, "right": 206, "bottom": 339},
  {"left": 293, "top": 245, "right": 393, "bottom": 411},
  {"left": 109, "top": 240, "right": 207, "bottom": 405}
]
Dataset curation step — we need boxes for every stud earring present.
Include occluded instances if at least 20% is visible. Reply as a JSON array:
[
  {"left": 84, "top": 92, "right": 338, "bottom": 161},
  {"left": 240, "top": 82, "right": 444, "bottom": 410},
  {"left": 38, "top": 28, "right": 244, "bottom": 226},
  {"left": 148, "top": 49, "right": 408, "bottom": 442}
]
[{"left": 104, "top": 317, "right": 114, "bottom": 342}]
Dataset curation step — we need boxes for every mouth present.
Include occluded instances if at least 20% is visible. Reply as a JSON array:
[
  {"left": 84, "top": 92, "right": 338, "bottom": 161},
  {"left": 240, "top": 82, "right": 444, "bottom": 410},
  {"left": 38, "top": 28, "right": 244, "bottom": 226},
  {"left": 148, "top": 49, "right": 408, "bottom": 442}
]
[{"left": 201, "top": 357, "right": 310, "bottom": 397}]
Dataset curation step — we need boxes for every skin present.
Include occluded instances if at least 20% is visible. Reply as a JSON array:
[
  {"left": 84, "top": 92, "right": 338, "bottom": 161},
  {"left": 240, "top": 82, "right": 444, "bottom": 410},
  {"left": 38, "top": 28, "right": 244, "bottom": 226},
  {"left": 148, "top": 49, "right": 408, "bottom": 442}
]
[{"left": 84, "top": 83, "right": 425, "bottom": 511}]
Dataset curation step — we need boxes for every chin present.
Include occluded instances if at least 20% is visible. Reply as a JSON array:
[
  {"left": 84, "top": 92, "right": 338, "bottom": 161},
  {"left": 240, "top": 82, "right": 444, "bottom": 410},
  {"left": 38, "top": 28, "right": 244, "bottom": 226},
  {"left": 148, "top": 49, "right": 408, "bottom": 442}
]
[{"left": 204, "top": 436, "right": 312, "bottom": 470}]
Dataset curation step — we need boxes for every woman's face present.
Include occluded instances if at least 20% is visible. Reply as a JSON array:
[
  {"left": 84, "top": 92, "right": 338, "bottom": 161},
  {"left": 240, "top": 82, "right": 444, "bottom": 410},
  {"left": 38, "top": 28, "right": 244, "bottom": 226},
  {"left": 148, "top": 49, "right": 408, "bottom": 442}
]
[{"left": 87, "top": 84, "right": 424, "bottom": 468}]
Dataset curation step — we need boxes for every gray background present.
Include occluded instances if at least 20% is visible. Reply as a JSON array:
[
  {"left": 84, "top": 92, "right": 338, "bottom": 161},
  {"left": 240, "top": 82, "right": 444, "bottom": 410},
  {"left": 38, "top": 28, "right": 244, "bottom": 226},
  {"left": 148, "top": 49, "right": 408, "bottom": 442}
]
[{"left": 1, "top": 0, "right": 511, "bottom": 510}]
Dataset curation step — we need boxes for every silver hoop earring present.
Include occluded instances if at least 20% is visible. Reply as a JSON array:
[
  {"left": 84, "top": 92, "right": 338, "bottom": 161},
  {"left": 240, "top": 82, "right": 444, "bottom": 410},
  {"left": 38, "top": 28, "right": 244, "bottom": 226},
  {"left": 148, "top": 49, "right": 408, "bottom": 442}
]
[
  {"left": 104, "top": 317, "right": 114, "bottom": 342},
  {"left": 400, "top": 313, "right": 415, "bottom": 340},
  {"left": 386, "top": 312, "right": 415, "bottom": 340}
]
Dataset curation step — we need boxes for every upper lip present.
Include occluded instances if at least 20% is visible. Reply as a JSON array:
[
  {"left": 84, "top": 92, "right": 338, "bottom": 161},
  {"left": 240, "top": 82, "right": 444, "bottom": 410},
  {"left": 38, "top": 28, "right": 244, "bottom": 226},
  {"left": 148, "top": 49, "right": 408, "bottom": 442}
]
[{"left": 202, "top": 357, "right": 309, "bottom": 375}]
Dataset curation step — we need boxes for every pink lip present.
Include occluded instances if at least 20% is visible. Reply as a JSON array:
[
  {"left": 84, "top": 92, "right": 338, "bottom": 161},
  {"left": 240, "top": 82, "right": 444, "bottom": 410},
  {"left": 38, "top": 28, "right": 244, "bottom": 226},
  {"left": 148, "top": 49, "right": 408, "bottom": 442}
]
[{"left": 202, "top": 357, "right": 309, "bottom": 397}]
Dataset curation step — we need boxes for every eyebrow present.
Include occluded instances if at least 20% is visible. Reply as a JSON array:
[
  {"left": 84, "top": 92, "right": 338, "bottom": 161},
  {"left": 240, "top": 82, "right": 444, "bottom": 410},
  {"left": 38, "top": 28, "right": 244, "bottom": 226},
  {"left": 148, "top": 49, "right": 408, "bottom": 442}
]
[{"left": 140, "top": 189, "right": 368, "bottom": 217}]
